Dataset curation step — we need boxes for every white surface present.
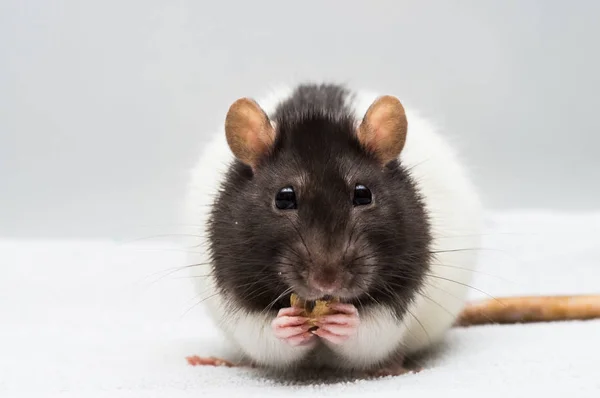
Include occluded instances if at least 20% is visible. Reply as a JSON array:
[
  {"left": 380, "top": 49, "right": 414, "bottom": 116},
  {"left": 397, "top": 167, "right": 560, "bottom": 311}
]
[{"left": 1, "top": 211, "right": 599, "bottom": 397}]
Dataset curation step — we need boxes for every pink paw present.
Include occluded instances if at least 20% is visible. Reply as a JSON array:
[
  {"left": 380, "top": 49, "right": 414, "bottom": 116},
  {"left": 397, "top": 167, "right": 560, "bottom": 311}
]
[
  {"left": 313, "top": 303, "right": 359, "bottom": 345},
  {"left": 272, "top": 307, "right": 316, "bottom": 347}
]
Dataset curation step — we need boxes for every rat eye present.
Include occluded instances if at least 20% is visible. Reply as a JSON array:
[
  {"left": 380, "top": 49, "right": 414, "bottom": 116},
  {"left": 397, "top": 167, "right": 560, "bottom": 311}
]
[
  {"left": 353, "top": 184, "right": 372, "bottom": 206},
  {"left": 275, "top": 186, "right": 297, "bottom": 210}
]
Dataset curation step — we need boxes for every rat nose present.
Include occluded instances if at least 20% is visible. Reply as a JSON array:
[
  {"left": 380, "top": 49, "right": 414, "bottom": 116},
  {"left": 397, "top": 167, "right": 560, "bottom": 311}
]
[{"left": 308, "top": 267, "right": 342, "bottom": 294}]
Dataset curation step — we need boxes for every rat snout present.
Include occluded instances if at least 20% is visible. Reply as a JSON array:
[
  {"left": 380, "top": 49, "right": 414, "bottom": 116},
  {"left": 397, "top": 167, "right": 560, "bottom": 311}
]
[
  {"left": 293, "top": 232, "right": 359, "bottom": 299},
  {"left": 307, "top": 266, "right": 343, "bottom": 295}
]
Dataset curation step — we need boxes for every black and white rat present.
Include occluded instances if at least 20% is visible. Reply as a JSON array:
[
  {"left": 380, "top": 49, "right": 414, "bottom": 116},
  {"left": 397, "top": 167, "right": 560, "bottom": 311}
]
[{"left": 183, "top": 82, "right": 483, "bottom": 376}]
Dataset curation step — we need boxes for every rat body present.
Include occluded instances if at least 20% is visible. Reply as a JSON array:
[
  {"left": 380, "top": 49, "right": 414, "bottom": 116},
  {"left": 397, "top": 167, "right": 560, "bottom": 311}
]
[{"left": 184, "top": 83, "right": 483, "bottom": 375}]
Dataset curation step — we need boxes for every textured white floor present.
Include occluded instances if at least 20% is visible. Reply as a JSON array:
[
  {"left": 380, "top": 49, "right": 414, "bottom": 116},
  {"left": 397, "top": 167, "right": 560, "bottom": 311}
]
[{"left": 1, "top": 211, "right": 599, "bottom": 397}]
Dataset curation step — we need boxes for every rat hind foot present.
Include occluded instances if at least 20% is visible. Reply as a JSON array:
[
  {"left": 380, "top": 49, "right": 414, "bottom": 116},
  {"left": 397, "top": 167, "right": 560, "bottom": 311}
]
[
  {"left": 186, "top": 355, "right": 253, "bottom": 368},
  {"left": 186, "top": 355, "right": 235, "bottom": 367}
]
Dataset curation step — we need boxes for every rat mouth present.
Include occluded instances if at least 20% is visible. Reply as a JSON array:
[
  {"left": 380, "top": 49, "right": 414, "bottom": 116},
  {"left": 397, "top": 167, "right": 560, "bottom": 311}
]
[
  {"left": 308, "top": 294, "right": 335, "bottom": 304},
  {"left": 277, "top": 260, "right": 370, "bottom": 302},
  {"left": 300, "top": 288, "right": 353, "bottom": 302}
]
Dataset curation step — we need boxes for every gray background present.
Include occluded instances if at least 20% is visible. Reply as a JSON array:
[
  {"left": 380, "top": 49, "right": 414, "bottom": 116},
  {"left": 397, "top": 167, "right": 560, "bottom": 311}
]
[{"left": 1, "top": 0, "right": 599, "bottom": 239}]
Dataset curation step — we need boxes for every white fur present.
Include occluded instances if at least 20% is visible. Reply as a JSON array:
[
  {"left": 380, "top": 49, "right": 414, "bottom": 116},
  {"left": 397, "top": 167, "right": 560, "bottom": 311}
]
[{"left": 182, "top": 83, "right": 483, "bottom": 370}]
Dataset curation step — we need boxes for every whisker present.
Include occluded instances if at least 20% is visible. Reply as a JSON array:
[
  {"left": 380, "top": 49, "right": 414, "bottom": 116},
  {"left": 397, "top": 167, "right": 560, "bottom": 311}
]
[
  {"left": 358, "top": 270, "right": 474, "bottom": 308},
  {"left": 363, "top": 290, "right": 380, "bottom": 306},
  {"left": 369, "top": 263, "right": 511, "bottom": 283},
  {"left": 429, "top": 247, "right": 513, "bottom": 257},
  {"left": 284, "top": 214, "right": 314, "bottom": 265},
  {"left": 367, "top": 285, "right": 427, "bottom": 350},
  {"left": 373, "top": 280, "right": 433, "bottom": 348},
  {"left": 432, "top": 263, "right": 513, "bottom": 283},
  {"left": 414, "top": 290, "right": 458, "bottom": 320},
  {"left": 117, "top": 233, "right": 206, "bottom": 245},
  {"left": 403, "top": 306, "right": 431, "bottom": 347},
  {"left": 262, "top": 286, "right": 295, "bottom": 316},
  {"left": 140, "top": 262, "right": 214, "bottom": 285},
  {"left": 343, "top": 217, "right": 360, "bottom": 260},
  {"left": 421, "top": 273, "right": 504, "bottom": 306},
  {"left": 180, "top": 292, "right": 221, "bottom": 318}
]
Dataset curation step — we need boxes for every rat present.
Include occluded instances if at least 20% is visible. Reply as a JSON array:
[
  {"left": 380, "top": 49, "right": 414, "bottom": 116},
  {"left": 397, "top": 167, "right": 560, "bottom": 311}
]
[{"left": 182, "top": 82, "right": 486, "bottom": 377}]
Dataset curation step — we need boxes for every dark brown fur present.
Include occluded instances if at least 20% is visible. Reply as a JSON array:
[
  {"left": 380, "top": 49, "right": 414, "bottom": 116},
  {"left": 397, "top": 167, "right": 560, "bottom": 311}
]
[{"left": 207, "top": 83, "right": 432, "bottom": 321}]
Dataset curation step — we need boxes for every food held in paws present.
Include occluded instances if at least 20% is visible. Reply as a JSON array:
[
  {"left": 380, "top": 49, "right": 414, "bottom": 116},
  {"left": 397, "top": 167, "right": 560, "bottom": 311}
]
[{"left": 290, "top": 293, "right": 340, "bottom": 328}]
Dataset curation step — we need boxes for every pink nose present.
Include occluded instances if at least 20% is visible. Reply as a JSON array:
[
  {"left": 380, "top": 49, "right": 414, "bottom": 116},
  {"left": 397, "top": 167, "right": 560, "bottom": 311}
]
[{"left": 308, "top": 269, "right": 342, "bottom": 293}]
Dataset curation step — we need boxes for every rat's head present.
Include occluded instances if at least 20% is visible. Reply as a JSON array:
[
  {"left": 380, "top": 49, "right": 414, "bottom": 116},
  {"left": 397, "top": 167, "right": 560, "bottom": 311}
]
[{"left": 208, "top": 91, "right": 432, "bottom": 312}]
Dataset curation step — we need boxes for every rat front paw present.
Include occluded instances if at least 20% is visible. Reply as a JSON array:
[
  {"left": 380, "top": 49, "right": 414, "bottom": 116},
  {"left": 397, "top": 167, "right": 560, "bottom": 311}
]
[
  {"left": 313, "top": 302, "right": 359, "bottom": 345},
  {"left": 272, "top": 307, "right": 316, "bottom": 347}
]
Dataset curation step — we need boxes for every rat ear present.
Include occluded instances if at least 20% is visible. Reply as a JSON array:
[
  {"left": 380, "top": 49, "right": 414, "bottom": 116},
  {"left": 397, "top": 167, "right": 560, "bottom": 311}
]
[
  {"left": 225, "top": 97, "right": 275, "bottom": 169},
  {"left": 357, "top": 95, "right": 408, "bottom": 166}
]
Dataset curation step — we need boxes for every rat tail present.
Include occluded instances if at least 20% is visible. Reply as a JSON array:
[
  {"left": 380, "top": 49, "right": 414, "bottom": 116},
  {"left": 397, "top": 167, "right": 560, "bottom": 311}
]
[{"left": 454, "top": 294, "right": 600, "bottom": 327}]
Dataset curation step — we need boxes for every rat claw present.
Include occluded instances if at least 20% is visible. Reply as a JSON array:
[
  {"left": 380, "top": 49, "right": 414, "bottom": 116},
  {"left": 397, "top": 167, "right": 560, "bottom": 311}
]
[
  {"left": 286, "top": 332, "right": 315, "bottom": 346},
  {"left": 328, "top": 302, "right": 359, "bottom": 315},
  {"left": 313, "top": 328, "right": 350, "bottom": 345},
  {"left": 273, "top": 324, "right": 310, "bottom": 339},
  {"left": 318, "top": 313, "right": 359, "bottom": 327},
  {"left": 315, "top": 322, "right": 356, "bottom": 336},
  {"left": 313, "top": 303, "right": 360, "bottom": 344},
  {"left": 272, "top": 315, "right": 309, "bottom": 329},
  {"left": 272, "top": 307, "right": 316, "bottom": 347},
  {"left": 277, "top": 307, "right": 305, "bottom": 317}
]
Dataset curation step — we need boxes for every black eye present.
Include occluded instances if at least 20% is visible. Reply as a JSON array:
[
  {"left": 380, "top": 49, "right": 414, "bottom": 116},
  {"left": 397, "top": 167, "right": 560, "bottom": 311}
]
[
  {"left": 353, "top": 184, "right": 372, "bottom": 206},
  {"left": 275, "top": 186, "right": 297, "bottom": 210}
]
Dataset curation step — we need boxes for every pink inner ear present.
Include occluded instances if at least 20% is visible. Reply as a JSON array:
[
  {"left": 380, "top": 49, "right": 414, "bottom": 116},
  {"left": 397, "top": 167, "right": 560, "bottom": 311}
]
[
  {"left": 225, "top": 98, "right": 275, "bottom": 167},
  {"left": 359, "top": 117, "right": 391, "bottom": 154},
  {"left": 245, "top": 126, "right": 271, "bottom": 156},
  {"left": 358, "top": 96, "right": 407, "bottom": 164}
]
